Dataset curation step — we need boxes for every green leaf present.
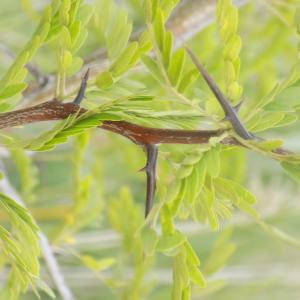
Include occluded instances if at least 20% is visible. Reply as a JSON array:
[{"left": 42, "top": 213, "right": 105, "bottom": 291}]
[
  {"left": 101, "top": 3, "right": 132, "bottom": 60},
  {"left": 111, "top": 42, "right": 139, "bottom": 76},
  {"left": 76, "top": 4, "right": 94, "bottom": 26},
  {"left": 174, "top": 249, "right": 189, "bottom": 287},
  {"left": 168, "top": 48, "right": 186, "bottom": 86},
  {"left": 177, "top": 165, "right": 194, "bottom": 179},
  {"left": 170, "top": 180, "right": 187, "bottom": 216},
  {"left": 66, "top": 56, "right": 83, "bottom": 76},
  {"left": 172, "top": 252, "right": 185, "bottom": 300},
  {"left": 140, "top": 226, "right": 159, "bottom": 257},
  {"left": 0, "top": 193, "right": 40, "bottom": 297},
  {"left": 70, "top": 20, "right": 81, "bottom": 44},
  {"left": 184, "top": 241, "right": 201, "bottom": 266},
  {"left": 160, "top": 205, "right": 175, "bottom": 235},
  {"left": 274, "top": 113, "right": 298, "bottom": 128},
  {"left": 184, "top": 158, "right": 206, "bottom": 204},
  {"left": 96, "top": 71, "right": 114, "bottom": 89},
  {"left": 182, "top": 287, "right": 191, "bottom": 300},
  {"left": 257, "top": 139, "right": 284, "bottom": 151},
  {"left": 36, "top": 279, "right": 55, "bottom": 299},
  {"left": 63, "top": 50, "right": 73, "bottom": 68},
  {"left": 250, "top": 112, "right": 285, "bottom": 132},
  {"left": 178, "top": 68, "right": 199, "bottom": 93},
  {"left": 162, "top": 31, "right": 173, "bottom": 67},
  {"left": 71, "top": 28, "right": 88, "bottom": 54},
  {"left": 0, "top": 51, "right": 29, "bottom": 93},
  {"left": 205, "top": 147, "right": 220, "bottom": 178},
  {"left": 214, "top": 177, "right": 256, "bottom": 205},
  {"left": 59, "top": 25, "right": 72, "bottom": 49},
  {"left": 10, "top": 148, "right": 38, "bottom": 203},
  {"left": 138, "top": 30, "right": 152, "bottom": 53},
  {"left": 24, "top": 116, "right": 74, "bottom": 150},
  {"left": 203, "top": 228, "right": 236, "bottom": 275},
  {"left": 142, "top": 55, "right": 164, "bottom": 82},
  {"left": 259, "top": 221, "right": 300, "bottom": 249},
  {"left": 0, "top": 83, "right": 27, "bottom": 100},
  {"left": 223, "top": 35, "right": 241, "bottom": 61},
  {"left": 157, "top": 230, "right": 187, "bottom": 253},
  {"left": 81, "top": 255, "right": 115, "bottom": 272},
  {"left": 253, "top": 62, "right": 300, "bottom": 113},
  {"left": 202, "top": 188, "right": 219, "bottom": 231},
  {"left": 281, "top": 162, "right": 300, "bottom": 183},
  {"left": 153, "top": 8, "right": 166, "bottom": 51},
  {"left": 188, "top": 264, "right": 206, "bottom": 287}
]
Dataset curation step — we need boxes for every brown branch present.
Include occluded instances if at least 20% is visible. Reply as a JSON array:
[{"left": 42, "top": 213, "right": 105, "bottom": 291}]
[
  {"left": 0, "top": 99, "right": 227, "bottom": 145},
  {"left": 0, "top": 99, "right": 293, "bottom": 160},
  {"left": 0, "top": 98, "right": 292, "bottom": 158},
  {"left": 0, "top": 96, "right": 292, "bottom": 220}
]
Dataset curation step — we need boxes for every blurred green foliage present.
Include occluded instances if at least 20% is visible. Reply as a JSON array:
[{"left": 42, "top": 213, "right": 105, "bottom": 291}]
[{"left": 0, "top": 0, "right": 300, "bottom": 300}]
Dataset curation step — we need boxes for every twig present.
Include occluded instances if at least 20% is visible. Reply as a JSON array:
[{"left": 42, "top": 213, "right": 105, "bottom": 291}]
[
  {"left": 0, "top": 162, "right": 75, "bottom": 300},
  {"left": 0, "top": 98, "right": 292, "bottom": 158},
  {"left": 0, "top": 99, "right": 227, "bottom": 144}
]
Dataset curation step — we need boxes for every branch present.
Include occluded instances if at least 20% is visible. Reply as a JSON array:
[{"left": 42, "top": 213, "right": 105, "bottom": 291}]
[
  {"left": 0, "top": 99, "right": 228, "bottom": 145},
  {"left": 0, "top": 99, "right": 292, "bottom": 158}
]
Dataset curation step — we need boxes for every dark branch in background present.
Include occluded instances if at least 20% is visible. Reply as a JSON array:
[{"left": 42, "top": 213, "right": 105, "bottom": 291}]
[
  {"left": 0, "top": 43, "right": 49, "bottom": 87},
  {"left": 0, "top": 99, "right": 227, "bottom": 143},
  {"left": 26, "top": 64, "right": 49, "bottom": 87}
]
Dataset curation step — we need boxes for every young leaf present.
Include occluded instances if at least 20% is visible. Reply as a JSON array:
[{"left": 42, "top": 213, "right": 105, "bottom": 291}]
[
  {"left": 0, "top": 83, "right": 27, "bottom": 100},
  {"left": 281, "top": 162, "right": 300, "bottom": 183},
  {"left": 188, "top": 264, "right": 206, "bottom": 287},
  {"left": 140, "top": 226, "right": 159, "bottom": 257},
  {"left": 81, "top": 256, "right": 115, "bottom": 272},
  {"left": 168, "top": 48, "right": 186, "bottom": 87},
  {"left": 157, "top": 230, "right": 186, "bottom": 253}
]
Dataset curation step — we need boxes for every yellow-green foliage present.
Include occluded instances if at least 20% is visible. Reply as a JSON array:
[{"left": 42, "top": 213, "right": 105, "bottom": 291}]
[{"left": 0, "top": 1, "right": 300, "bottom": 300}]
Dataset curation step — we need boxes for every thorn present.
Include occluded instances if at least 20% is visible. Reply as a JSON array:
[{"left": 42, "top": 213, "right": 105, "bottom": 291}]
[
  {"left": 220, "top": 115, "right": 231, "bottom": 122},
  {"left": 185, "top": 46, "right": 253, "bottom": 140},
  {"left": 138, "top": 166, "right": 146, "bottom": 172},
  {"left": 73, "top": 69, "right": 90, "bottom": 105},
  {"left": 234, "top": 99, "right": 244, "bottom": 112},
  {"left": 143, "top": 144, "right": 159, "bottom": 217}
]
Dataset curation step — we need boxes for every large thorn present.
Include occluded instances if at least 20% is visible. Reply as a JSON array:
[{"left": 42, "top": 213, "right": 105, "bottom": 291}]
[
  {"left": 73, "top": 69, "right": 90, "bottom": 105},
  {"left": 185, "top": 47, "right": 253, "bottom": 140},
  {"left": 143, "top": 144, "right": 159, "bottom": 217}
]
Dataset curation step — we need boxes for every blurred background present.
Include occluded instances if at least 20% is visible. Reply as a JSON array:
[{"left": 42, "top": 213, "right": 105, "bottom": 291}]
[{"left": 0, "top": 0, "right": 300, "bottom": 299}]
